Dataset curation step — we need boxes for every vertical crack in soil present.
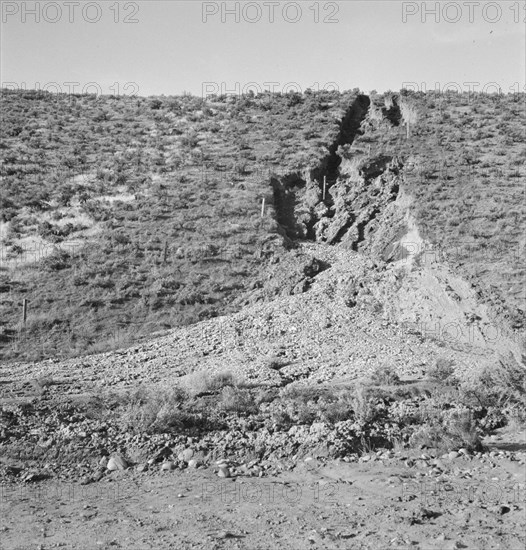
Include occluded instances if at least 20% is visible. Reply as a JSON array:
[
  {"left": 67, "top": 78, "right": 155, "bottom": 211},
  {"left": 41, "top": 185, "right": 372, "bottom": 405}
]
[{"left": 270, "top": 94, "right": 403, "bottom": 249}]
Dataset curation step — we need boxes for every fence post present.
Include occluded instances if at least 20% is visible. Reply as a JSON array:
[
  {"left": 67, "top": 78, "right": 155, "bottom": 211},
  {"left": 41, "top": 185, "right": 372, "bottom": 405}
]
[
  {"left": 22, "top": 299, "right": 28, "bottom": 326},
  {"left": 323, "top": 176, "right": 327, "bottom": 200},
  {"left": 261, "top": 198, "right": 266, "bottom": 218}
]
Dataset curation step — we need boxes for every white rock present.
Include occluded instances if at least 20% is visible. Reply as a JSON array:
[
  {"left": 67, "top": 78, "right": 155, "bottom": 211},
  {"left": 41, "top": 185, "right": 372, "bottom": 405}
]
[
  {"left": 107, "top": 454, "right": 129, "bottom": 471},
  {"left": 161, "top": 461, "right": 175, "bottom": 471},
  {"left": 182, "top": 449, "right": 194, "bottom": 462}
]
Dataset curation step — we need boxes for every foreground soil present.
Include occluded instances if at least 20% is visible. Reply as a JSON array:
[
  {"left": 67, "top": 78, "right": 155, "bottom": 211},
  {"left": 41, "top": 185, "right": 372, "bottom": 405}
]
[{"left": 1, "top": 429, "right": 525, "bottom": 550}]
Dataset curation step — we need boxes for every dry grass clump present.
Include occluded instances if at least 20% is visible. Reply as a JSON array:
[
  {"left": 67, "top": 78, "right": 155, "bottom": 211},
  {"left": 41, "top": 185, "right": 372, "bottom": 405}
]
[
  {"left": 461, "top": 354, "right": 526, "bottom": 428},
  {"left": 184, "top": 370, "right": 238, "bottom": 395},
  {"left": 368, "top": 364, "right": 401, "bottom": 386},
  {"left": 425, "top": 357, "right": 458, "bottom": 384},
  {"left": 220, "top": 386, "right": 258, "bottom": 415},
  {"left": 118, "top": 386, "right": 190, "bottom": 433},
  {"left": 410, "top": 410, "right": 483, "bottom": 454},
  {"left": 31, "top": 375, "right": 56, "bottom": 392}
]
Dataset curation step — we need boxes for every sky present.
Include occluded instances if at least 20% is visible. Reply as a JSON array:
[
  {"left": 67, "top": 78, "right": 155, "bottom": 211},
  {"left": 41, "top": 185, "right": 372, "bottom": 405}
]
[{"left": 1, "top": 1, "right": 525, "bottom": 98}]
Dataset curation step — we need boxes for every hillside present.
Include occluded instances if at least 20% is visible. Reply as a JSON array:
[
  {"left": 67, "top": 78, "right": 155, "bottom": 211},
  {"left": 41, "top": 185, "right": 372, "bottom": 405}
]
[
  {"left": 0, "top": 88, "right": 524, "bottom": 363},
  {"left": 1, "top": 88, "right": 525, "bottom": 549}
]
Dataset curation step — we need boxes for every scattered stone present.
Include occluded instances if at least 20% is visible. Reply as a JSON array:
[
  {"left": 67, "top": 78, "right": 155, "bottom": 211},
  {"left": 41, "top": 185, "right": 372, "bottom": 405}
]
[
  {"left": 181, "top": 448, "right": 194, "bottom": 462},
  {"left": 447, "top": 541, "right": 468, "bottom": 549},
  {"left": 5, "top": 466, "right": 23, "bottom": 476},
  {"left": 21, "top": 472, "right": 48, "bottom": 483},
  {"left": 211, "top": 530, "right": 238, "bottom": 540},
  {"left": 448, "top": 451, "right": 460, "bottom": 460},
  {"left": 107, "top": 454, "right": 129, "bottom": 471},
  {"left": 161, "top": 461, "right": 175, "bottom": 471},
  {"left": 92, "top": 470, "right": 104, "bottom": 482},
  {"left": 150, "top": 447, "right": 172, "bottom": 464},
  {"left": 218, "top": 466, "right": 230, "bottom": 478}
]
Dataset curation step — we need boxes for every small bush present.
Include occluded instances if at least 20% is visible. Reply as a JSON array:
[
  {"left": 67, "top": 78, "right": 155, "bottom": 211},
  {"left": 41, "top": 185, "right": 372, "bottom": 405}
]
[
  {"left": 426, "top": 357, "right": 457, "bottom": 384},
  {"left": 369, "top": 364, "right": 401, "bottom": 386},
  {"left": 40, "top": 249, "right": 73, "bottom": 271},
  {"left": 352, "top": 384, "right": 380, "bottom": 425},
  {"left": 220, "top": 386, "right": 257, "bottom": 415},
  {"left": 30, "top": 376, "right": 55, "bottom": 393},
  {"left": 119, "top": 386, "right": 189, "bottom": 433},
  {"left": 319, "top": 392, "right": 355, "bottom": 424},
  {"left": 208, "top": 371, "right": 237, "bottom": 391},
  {"left": 461, "top": 354, "right": 526, "bottom": 428},
  {"left": 185, "top": 370, "right": 237, "bottom": 395},
  {"left": 410, "top": 409, "right": 483, "bottom": 454}
]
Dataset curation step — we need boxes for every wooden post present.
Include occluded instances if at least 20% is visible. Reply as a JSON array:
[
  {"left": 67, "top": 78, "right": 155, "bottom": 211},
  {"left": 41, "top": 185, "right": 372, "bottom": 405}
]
[
  {"left": 322, "top": 176, "right": 327, "bottom": 201},
  {"left": 261, "top": 197, "right": 265, "bottom": 218},
  {"left": 22, "top": 299, "right": 27, "bottom": 325}
]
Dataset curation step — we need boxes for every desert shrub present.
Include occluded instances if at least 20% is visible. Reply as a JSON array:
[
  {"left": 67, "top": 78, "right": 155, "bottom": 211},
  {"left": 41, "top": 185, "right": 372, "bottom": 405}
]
[
  {"left": 366, "top": 103, "right": 385, "bottom": 125},
  {"left": 208, "top": 371, "right": 236, "bottom": 390},
  {"left": 118, "top": 386, "right": 190, "bottom": 433},
  {"left": 254, "top": 388, "right": 279, "bottom": 405},
  {"left": 368, "top": 364, "right": 401, "bottom": 386},
  {"left": 39, "top": 249, "right": 73, "bottom": 271},
  {"left": 220, "top": 386, "right": 257, "bottom": 415},
  {"left": 426, "top": 357, "right": 458, "bottom": 384},
  {"left": 460, "top": 355, "right": 526, "bottom": 428},
  {"left": 319, "top": 392, "right": 355, "bottom": 423},
  {"left": 31, "top": 375, "right": 55, "bottom": 393},
  {"left": 264, "top": 354, "right": 286, "bottom": 371},
  {"left": 279, "top": 385, "right": 325, "bottom": 404},
  {"left": 352, "top": 384, "right": 382, "bottom": 425},
  {"left": 6, "top": 244, "right": 24, "bottom": 259},
  {"left": 270, "top": 408, "right": 294, "bottom": 430},
  {"left": 185, "top": 370, "right": 237, "bottom": 395},
  {"left": 410, "top": 409, "right": 483, "bottom": 453}
]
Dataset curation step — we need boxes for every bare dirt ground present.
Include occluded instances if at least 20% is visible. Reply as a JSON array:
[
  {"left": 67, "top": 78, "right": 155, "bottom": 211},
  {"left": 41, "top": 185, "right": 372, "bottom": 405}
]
[{"left": 1, "top": 427, "right": 525, "bottom": 550}]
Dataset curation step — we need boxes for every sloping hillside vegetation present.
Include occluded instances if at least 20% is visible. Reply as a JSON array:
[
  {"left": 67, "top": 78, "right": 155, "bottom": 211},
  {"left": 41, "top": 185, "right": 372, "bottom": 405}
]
[
  {"left": 0, "top": 88, "right": 357, "bottom": 361},
  {"left": 357, "top": 91, "right": 525, "bottom": 331},
  {"left": 0, "top": 88, "right": 524, "bottom": 362}
]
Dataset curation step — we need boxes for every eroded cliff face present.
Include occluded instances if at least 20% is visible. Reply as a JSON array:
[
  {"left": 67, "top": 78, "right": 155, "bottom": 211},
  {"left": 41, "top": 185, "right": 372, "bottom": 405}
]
[
  {"left": 270, "top": 94, "right": 405, "bottom": 257},
  {"left": 267, "top": 95, "right": 524, "bottom": 361}
]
